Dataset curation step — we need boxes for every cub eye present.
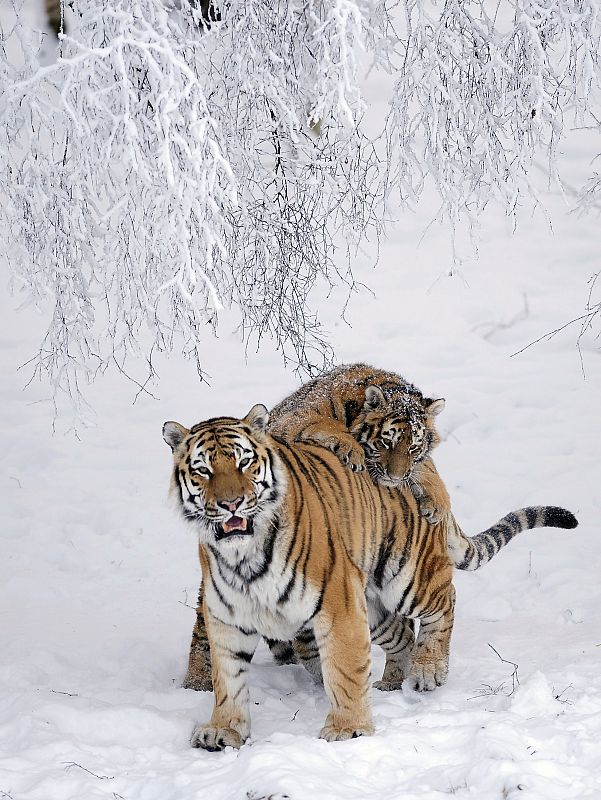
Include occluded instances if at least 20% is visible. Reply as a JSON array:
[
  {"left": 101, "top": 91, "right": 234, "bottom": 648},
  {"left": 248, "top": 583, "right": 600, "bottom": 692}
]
[
  {"left": 194, "top": 466, "right": 212, "bottom": 479},
  {"left": 380, "top": 430, "right": 396, "bottom": 448},
  {"left": 238, "top": 456, "right": 252, "bottom": 470}
]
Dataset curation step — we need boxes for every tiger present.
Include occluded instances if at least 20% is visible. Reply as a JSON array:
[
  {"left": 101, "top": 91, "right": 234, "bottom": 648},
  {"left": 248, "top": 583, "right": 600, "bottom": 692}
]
[
  {"left": 163, "top": 405, "right": 577, "bottom": 749},
  {"left": 269, "top": 363, "right": 449, "bottom": 523},
  {"left": 182, "top": 362, "right": 448, "bottom": 691}
]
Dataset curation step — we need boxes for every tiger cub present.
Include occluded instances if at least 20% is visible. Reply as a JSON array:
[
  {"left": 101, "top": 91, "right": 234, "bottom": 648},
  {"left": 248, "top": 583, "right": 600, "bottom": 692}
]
[{"left": 268, "top": 363, "right": 449, "bottom": 523}]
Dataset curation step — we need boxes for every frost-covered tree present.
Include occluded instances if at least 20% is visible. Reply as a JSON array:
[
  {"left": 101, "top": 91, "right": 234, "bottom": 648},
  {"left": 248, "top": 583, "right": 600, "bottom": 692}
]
[
  {"left": 1, "top": 0, "right": 384, "bottom": 419},
  {"left": 1, "top": 0, "right": 600, "bottom": 417},
  {"left": 384, "top": 0, "right": 601, "bottom": 265}
]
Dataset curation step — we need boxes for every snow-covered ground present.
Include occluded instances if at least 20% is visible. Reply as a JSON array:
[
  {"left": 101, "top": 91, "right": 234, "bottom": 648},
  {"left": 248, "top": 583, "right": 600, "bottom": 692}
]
[{"left": 2, "top": 6, "right": 601, "bottom": 800}]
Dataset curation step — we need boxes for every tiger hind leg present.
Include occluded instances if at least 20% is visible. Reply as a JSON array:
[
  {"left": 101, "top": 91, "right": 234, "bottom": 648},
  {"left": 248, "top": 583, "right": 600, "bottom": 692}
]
[
  {"left": 265, "top": 638, "right": 297, "bottom": 666},
  {"left": 371, "top": 614, "right": 415, "bottom": 691},
  {"left": 408, "top": 585, "right": 455, "bottom": 691},
  {"left": 293, "top": 626, "right": 323, "bottom": 683}
]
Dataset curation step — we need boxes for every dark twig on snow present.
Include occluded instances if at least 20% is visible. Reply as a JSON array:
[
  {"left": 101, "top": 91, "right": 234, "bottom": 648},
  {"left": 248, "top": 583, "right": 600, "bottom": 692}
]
[
  {"left": 246, "top": 793, "right": 290, "bottom": 800},
  {"left": 553, "top": 684, "right": 574, "bottom": 705},
  {"left": 488, "top": 643, "right": 520, "bottom": 695},
  {"left": 51, "top": 689, "right": 79, "bottom": 697},
  {"left": 178, "top": 588, "right": 195, "bottom": 610},
  {"left": 62, "top": 762, "right": 114, "bottom": 780},
  {"left": 467, "top": 682, "right": 507, "bottom": 701},
  {"left": 510, "top": 312, "right": 593, "bottom": 357}
]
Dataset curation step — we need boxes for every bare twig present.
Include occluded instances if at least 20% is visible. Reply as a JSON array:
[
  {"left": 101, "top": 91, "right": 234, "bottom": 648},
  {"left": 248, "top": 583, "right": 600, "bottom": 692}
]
[
  {"left": 178, "top": 588, "right": 195, "bottom": 610},
  {"left": 553, "top": 684, "right": 574, "bottom": 705},
  {"left": 467, "top": 682, "right": 507, "bottom": 701},
  {"left": 488, "top": 643, "right": 520, "bottom": 695},
  {"left": 510, "top": 313, "right": 593, "bottom": 358},
  {"left": 62, "top": 762, "right": 114, "bottom": 780}
]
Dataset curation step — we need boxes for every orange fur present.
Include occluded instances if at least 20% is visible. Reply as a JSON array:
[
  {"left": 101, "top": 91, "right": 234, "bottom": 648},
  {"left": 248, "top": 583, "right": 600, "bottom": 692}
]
[{"left": 165, "top": 408, "right": 455, "bottom": 748}]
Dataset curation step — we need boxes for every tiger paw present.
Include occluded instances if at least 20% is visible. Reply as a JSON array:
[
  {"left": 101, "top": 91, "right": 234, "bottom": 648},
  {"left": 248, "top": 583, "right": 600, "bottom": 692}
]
[
  {"left": 373, "top": 679, "right": 404, "bottom": 692},
  {"left": 191, "top": 724, "right": 245, "bottom": 751},
  {"left": 319, "top": 722, "right": 374, "bottom": 742},
  {"left": 408, "top": 659, "right": 448, "bottom": 692},
  {"left": 418, "top": 496, "right": 444, "bottom": 525},
  {"left": 333, "top": 440, "right": 366, "bottom": 472}
]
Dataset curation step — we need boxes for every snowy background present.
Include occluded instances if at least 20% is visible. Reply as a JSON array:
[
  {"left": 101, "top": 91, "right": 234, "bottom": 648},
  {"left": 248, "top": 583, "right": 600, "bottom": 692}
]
[{"left": 1, "top": 3, "right": 601, "bottom": 799}]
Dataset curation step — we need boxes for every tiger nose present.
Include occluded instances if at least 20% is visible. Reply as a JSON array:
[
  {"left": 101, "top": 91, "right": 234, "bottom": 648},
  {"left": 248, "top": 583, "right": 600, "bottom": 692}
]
[{"left": 218, "top": 497, "right": 244, "bottom": 513}]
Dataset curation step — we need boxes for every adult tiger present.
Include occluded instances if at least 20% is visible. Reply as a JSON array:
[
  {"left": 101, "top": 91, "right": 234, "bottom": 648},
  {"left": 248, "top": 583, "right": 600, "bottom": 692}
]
[
  {"left": 163, "top": 406, "right": 577, "bottom": 749},
  {"left": 182, "top": 362, "right": 449, "bottom": 692}
]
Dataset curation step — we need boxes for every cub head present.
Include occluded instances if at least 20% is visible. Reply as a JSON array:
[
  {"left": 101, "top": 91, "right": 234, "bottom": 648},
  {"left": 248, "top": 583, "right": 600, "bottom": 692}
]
[
  {"left": 162, "top": 404, "right": 283, "bottom": 547},
  {"left": 351, "top": 386, "right": 445, "bottom": 488}
]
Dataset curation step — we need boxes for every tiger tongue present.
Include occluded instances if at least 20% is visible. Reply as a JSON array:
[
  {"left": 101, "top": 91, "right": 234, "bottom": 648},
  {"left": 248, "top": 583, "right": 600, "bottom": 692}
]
[{"left": 223, "top": 516, "right": 248, "bottom": 533}]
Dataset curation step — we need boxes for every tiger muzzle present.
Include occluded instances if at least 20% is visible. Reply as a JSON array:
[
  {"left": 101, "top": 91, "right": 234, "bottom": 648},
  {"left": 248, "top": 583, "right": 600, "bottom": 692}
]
[{"left": 215, "top": 515, "right": 255, "bottom": 541}]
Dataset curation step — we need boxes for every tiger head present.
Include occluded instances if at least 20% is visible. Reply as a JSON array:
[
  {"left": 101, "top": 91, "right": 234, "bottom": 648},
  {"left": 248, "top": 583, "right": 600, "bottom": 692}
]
[
  {"left": 162, "top": 404, "right": 284, "bottom": 548},
  {"left": 350, "top": 386, "right": 445, "bottom": 488}
]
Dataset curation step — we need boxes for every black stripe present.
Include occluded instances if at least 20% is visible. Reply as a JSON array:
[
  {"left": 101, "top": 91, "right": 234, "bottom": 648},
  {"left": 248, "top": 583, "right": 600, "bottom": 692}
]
[
  {"left": 233, "top": 650, "right": 253, "bottom": 663},
  {"left": 208, "top": 577, "right": 233, "bottom": 614},
  {"left": 246, "top": 519, "right": 279, "bottom": 583},
  {"left": 277, "top": 573, "right": 296, "bottom": 604},
  {"left": 373, "top": 523, "right": 396, "bottom": 588}
]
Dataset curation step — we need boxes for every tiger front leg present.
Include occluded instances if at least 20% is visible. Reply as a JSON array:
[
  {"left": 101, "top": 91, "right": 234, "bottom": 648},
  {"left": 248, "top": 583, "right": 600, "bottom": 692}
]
[
  {"left": 408, "top": 585, "right": 455, "bottom": 692},
  {"left": 190, "top": 610, "right": 259, "bottom": 751},
  {"left": 298, "top": 418, "right": 366, "bottom": 473},
  {"left": 313, "top": 572, "right": 374, "bottom": 741},
  {"left": 413, "top": 459, "right": 451, "bottom": 525},
  {"left": 182, "top": 579, "right": 213, "bottom": 691}
]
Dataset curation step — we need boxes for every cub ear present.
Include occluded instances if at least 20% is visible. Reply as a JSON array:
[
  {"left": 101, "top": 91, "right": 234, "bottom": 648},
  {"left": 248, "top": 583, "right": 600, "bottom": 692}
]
[
  {"left": 424, "top": 398, "right": 445, "bottom": 417},
  {"left": 163, "top": 421, "right": 189, "bottom": 451},
  {"left": 364, "top": 385, "right": 386, "bottom": 412},
  {"left": 243, "top": 403, "right": 270, "bottom": 432}
]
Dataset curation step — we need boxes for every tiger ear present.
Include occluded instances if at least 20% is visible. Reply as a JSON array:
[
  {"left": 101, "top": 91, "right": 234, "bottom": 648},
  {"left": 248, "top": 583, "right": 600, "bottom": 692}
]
[
  {"left": 163, "top": 421, "right": 189, "bottom": 451},
  {"left": 243, "top": 403, "right": 270, "bottom": 432},
  {"left": 364, "top": 385, "right": 386, "bottom": 412},
  {"left": 424, "top": 398, "right": 445, "bottom": 417}
]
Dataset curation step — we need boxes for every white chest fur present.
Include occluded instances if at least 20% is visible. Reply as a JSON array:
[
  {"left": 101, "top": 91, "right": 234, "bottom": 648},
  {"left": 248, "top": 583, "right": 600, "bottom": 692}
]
[{"left": 204, "top": 536, "right": 319, "bottom": 641}]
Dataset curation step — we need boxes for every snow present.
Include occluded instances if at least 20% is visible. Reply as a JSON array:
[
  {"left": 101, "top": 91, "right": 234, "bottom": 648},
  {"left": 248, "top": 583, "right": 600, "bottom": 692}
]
[{"left": 2, "top": 4, "right": 601, "bottom": 800}]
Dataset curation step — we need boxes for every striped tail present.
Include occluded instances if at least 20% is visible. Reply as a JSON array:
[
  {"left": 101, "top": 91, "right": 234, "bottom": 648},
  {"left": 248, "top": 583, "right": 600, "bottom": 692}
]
[{"left": 448, "top": 506, "right": 578, "bottom": 571}]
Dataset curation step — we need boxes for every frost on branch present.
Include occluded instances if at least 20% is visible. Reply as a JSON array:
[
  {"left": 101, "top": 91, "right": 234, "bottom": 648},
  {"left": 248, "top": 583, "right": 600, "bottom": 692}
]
[
  {"left": 200, "top": 0, "right": 385, "bottom": 367},
  {"left": 2, "top": 0, "right": 601, "bottom": 418},
  {"left": 0, "top": 0, "right": 384, "bottom": 418},
  {"left": 384, "top": 0, "right": 601, "bottom": 266}
]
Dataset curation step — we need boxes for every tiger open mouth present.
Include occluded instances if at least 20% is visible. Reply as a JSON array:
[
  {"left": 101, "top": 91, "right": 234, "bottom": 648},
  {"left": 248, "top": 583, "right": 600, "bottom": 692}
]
[{"left": 216, "top": 516, "right": 254, "bottom": 540}]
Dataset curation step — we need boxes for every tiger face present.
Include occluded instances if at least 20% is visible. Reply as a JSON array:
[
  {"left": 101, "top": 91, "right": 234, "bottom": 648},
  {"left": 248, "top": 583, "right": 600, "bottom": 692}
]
[
  {"left": 351, "top": 386, "right": 445, "bottom": 488},
  {"left": 162, "top": 404, "right": 283, "bottom": 547}
]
